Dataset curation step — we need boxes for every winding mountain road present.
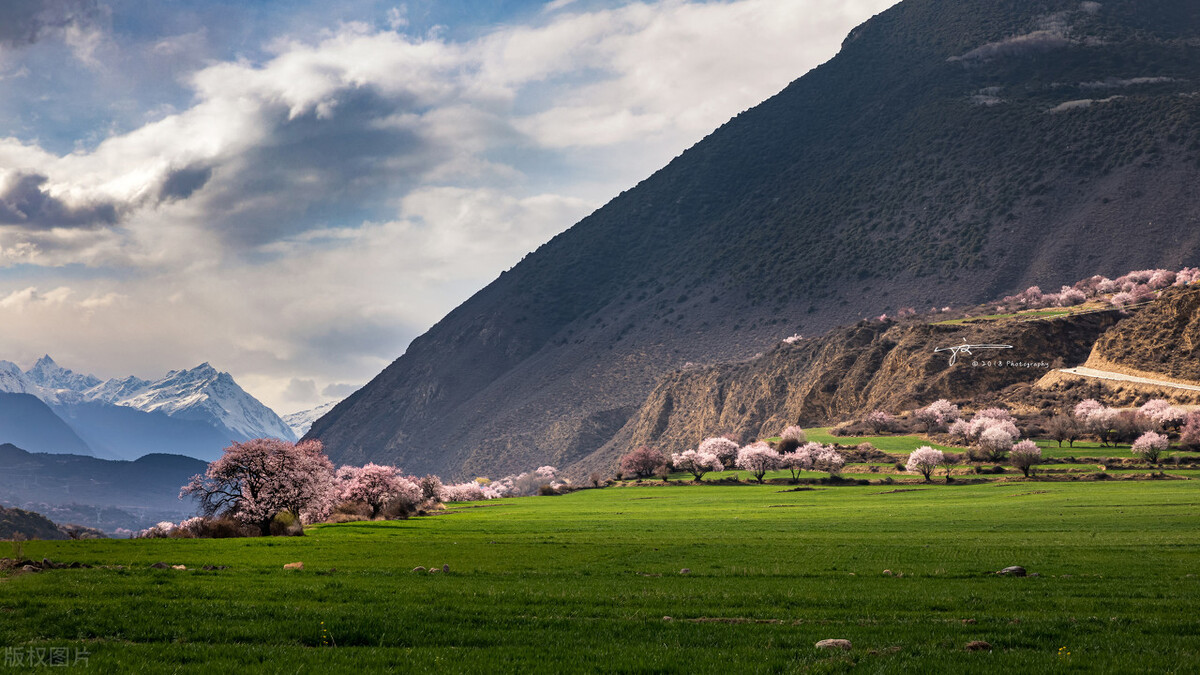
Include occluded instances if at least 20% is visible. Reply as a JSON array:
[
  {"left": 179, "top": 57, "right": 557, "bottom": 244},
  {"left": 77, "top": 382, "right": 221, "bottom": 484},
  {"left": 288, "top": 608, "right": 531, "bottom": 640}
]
[{"left": 1058, "top": 367, "right": 1200, "bottom": 392}]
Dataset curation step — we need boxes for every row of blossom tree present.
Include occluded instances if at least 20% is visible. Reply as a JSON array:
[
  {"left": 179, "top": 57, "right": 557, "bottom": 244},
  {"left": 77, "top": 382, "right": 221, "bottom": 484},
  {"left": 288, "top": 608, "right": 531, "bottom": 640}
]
[
  {"left": 168, "top": 438, "right": 563, "bottom": 537},
  {"left": 1002, "top": 267, "right": 1200, "bottom": 310},
  {"left": 620, "top": 426, "right": 846, "bottom": 484},
  {"left": 896, "top": 396, "right": 1194, "bottom": 482}
]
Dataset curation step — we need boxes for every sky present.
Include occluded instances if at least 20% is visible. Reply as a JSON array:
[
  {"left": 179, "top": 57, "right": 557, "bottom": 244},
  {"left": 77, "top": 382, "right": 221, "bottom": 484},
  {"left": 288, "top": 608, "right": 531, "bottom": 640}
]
[{"left": 0, "top": 0, "right": 899, "bottom": 414}]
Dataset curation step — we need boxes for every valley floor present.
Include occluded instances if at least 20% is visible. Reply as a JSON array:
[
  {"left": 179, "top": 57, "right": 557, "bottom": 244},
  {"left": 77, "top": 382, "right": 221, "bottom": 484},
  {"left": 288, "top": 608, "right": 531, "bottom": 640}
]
[{"left": 3, "top": 481, "right": 1200, "bottom": 672}]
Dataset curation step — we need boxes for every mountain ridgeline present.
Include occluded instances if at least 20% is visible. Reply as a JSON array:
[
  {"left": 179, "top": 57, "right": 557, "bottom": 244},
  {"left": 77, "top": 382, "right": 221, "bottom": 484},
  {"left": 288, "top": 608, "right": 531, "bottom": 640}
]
[
  {"left": 574, "top": 310, "right": 1125, "bottom": 475},
  {"left": 308, "top": 0, "right": 1200, "bottom": 478},
  {"left": 0, "top": 357, "right": 295, "bottom": 461}
]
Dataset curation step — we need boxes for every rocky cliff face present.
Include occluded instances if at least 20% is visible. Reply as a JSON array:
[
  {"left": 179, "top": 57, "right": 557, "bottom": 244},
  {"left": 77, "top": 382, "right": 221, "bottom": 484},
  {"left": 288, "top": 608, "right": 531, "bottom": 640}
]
[
  {"left": 1086, "top": 285, "right": 1200, "bottom": 382},
  {"left": 573, "top": 312, "right": 1121, "bottom": 472},
  {"left": 309, "top": 0, "right": 1200, "bottom": 479}
]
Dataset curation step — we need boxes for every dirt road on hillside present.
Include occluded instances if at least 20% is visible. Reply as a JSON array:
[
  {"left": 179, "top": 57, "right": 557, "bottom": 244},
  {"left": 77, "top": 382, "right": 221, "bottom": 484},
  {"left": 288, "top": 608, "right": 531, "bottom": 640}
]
[{"left": 1058, "top": 367, "right": 1200, "bottom": 392}]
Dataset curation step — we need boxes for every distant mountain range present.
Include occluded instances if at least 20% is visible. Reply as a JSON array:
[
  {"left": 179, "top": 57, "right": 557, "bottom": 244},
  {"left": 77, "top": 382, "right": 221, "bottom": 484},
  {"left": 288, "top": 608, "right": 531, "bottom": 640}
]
[
  {"left": 308, "top": 0, "right": 1200, "bottom": 479},
  {"left": 0, "top": 443, "right": 205, "bottom": 534},
  {"left": 0, "top": 356, "right": 295, "bottom": 461}
]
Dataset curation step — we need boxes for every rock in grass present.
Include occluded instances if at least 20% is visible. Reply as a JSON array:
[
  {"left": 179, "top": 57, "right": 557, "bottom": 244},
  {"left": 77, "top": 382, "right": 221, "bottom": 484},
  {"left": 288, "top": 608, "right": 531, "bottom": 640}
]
[
  {"left": 680, "top": 568, "right": 691, "bottom": 575},
  {"left": 429, "top": 567, "right": 441, "bottom": 574},
  {"left": 21, "top": 565, "right": 39, "bottom": 573},
  {"left": 815, "top": 639, "right": 852, "bottom": 651},
  {"left": 965, "top": 641, "right": 992, "bottom": 651},
  {"left": 882, "top": 569, "right": 893, "bottom": 576},
  {"left": 997, "top": 566, "right": 1026, "bottom": 576},
  {"left": 442, "top": 564, "right": 450, "bottom": 573},
  {"left": 283, "top": 562, "right": 304, "bottom": 570},
  {"left": 412, "top": 566, "right": 427, "bottom": 573},
  {"left": 171, "top": 565, "right": 187, "bottom": 571},
  {"left": 150, "top": 562, "right": 170, "bottom": 569}
]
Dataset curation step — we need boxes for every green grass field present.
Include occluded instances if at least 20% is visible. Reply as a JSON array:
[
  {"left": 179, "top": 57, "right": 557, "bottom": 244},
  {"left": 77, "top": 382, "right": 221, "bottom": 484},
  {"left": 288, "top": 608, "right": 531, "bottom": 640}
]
[
  {"left": 4, "top": 481, "right": 1200, "bottom": 673},
  {"left": 804, "top": 427, "right": 964, "bottom": 453}
]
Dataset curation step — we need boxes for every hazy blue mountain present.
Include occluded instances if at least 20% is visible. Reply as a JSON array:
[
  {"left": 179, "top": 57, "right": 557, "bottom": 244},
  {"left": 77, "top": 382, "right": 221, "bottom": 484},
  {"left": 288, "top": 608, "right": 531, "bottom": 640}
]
[{"left": 0, "top": 393, "right": 93, "bottom": 456}]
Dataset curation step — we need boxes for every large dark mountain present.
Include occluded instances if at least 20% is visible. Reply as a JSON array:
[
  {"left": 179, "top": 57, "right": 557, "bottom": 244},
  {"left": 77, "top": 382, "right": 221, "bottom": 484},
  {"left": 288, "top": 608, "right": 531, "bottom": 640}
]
[{"left": 309, "top": 0, "right": 1200, "bottom": 478}]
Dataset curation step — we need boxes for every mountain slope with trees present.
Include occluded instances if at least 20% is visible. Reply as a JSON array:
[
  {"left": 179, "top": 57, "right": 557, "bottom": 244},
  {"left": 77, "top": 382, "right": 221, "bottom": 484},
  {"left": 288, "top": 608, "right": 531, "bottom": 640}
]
[{"left": 309, "top": 0, "right": 1200, "bottom": 478}]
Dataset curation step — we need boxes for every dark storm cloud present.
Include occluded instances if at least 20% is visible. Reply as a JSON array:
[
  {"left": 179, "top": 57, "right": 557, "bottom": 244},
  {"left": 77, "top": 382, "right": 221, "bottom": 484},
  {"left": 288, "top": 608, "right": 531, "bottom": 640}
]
[
  {"left": 197, "top": 86, "right": 430, "bottom": 245},
  {"left": 0, "top": 171, "right": 119, "bottom": 228},
  {"left": 158, "top": 164, "right": 213, "bottom": 201},
  {"left": 0, "top": 0, "right": 101, "bottom": 48}
]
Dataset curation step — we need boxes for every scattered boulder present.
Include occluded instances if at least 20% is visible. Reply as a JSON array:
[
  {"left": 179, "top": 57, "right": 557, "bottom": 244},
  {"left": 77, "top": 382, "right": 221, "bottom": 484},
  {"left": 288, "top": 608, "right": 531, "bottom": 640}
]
[
  {"left": 412, "top": 566, "right": 427, "bottom": 573},
  {"left": 882, "top": 569, "right": 893, "bottom": 576},
  {"left": 283, "top": 562, "right": 304, "bottom": 570},
  {"left": 150, "top": 562, "right": 170, "bottom": 569},
  {"left": 965, "top": 641, "right": 993, "bottom": 651},
  {"left": 961, "top": 619, "right": 977, "bottom": 625},
  {"left": 815, "top": 639, "right": 852, "bottom": 651},
  {"left": 171, "top": 565, "right": 187, "bottom": 571},
  {"left": 429, "top": 567, "right": 441, "bottom": 574},
  {"left": 663, "top": 616, "right": 673, "bottom": 622},
  {"left": 21, "top": 565, "right": 39, "bottom": 573},
  {"left": 997, "top": 566, "right": 1026, "bottom": 577},
  {"left": 442, "top": 564, "right": 450, "bottom": 573},
  {"left": 680, "top": 568, "right": 691, "bottom": 575}
]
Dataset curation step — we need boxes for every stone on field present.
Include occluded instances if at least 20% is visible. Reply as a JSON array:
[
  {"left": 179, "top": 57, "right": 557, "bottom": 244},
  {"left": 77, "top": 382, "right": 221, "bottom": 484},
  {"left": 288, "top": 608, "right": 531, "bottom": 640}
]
[
  {"left": 283, "top": 562, "right": 304, "bottom": 570},
  {"left": 429, "top": 567, "right": 441, "bottom": 574},
  {"left": 412, "top": 566, "right": 427, "bottom": 573},
  {"left": 997, "top": 566, "right": 1026, "bottom": 576},
  {"left": 171, "top": 565, "right": 187, "bottom": 570},
  {"left": 965, "top": 640, "right": 992, "bottom": 651},
  {"left": 815, "top": 639, "right": 852, "bottom": 651},
  {"left": 150, "top": 562, "right": 170, "bottom": 569},
  {"left": 442, "top": 564, "right": 450, "bottom": 573},
  {"left": 882, "top": 569, "right": 892, "bottom": 576},
  {"left": 680, "top": 568, "right": 691, "bottom": 575}
]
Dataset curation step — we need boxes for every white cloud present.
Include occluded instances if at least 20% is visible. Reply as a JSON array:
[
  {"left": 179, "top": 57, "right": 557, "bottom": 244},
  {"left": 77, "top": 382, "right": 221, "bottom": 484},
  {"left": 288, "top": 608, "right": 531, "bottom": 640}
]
[
  {"left": 543, "top": 0, "right": 581, "bottom": 13},
  {"left": 0, "top": 0, "right": 900, "bottom": 411}
]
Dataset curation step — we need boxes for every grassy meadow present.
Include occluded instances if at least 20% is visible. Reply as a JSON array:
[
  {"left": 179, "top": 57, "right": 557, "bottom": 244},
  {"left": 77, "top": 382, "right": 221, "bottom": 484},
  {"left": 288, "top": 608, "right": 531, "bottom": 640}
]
[{"left": 4, "top": 480, "right": 1200, "bottom": 673}]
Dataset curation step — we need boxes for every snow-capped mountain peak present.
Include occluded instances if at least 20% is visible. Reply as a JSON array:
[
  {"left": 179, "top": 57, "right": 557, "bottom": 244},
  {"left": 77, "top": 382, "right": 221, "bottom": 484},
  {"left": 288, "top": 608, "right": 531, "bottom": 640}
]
[
  {"left": 282, "top": 400, "right": 339, "bottom": 437},
  {"left": 26, "top": 355, "right": 102, "bottom": 392},
  {"left": 0, "top": 360, "right": 36, "bottom": 396},
  {"left": 0, "top": 356, "right": 296, "bottom": 442}
]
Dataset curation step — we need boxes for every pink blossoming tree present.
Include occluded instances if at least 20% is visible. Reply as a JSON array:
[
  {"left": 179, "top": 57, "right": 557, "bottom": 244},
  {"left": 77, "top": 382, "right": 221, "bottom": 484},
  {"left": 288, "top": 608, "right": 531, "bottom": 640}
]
[
  {"left": 181, "top": 438, "right": 335, "bottom": 536},
  {"left": 735, "top": 442, "right": 782, "bottom": 483},
  {"left": 905, "top": 446, "right": 943, "bottom": 481},
  {"left": 1009, "top": 440, "right": 1042, "bottom": 477},
  {"left": 671, "top": 449, "right": 723, "bottom": 481}
]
